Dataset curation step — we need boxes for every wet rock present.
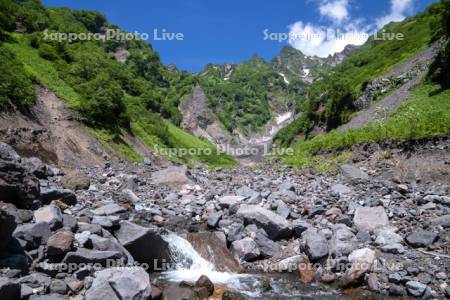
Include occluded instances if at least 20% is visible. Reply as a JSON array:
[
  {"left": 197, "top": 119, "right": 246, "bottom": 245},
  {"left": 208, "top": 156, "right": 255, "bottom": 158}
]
[
  {"left": 301, "top": 228, "right": 328, "bottom": 262},
  {"left": 340, "top": 248, "right": 376, "bottom": 288},
  {"left": 231, "top": 237, "right": 260, "bottom": 262},
  {"left": 218, "top": 195, "right": 245, "bottom": 209},
  {"left": 340, "top": 164, "right": 369, "bottom": 181},
  {"left": 406, "top": 280, "right": 427, "bottom": 297},
  {"left": 40, "top": 188, "right": 77, "bottom": 206},
  {"left": 0, "top": 210, "right": 17, "bottom": 251},
  {"left": 353, "top": 206, "right": 389, "bottom": 232},
  {"left": 34, "top": 205, "right": 63, "bottom": 230},
  {"left": 61, "top": 170, "right": 90, "bottom": 191},
  {"left": 92, "top": 203, "right": 126, "bottom": 216},
  {"left": 0, "top": 159, "right": 40, "bottom": 208},
  {"left": 114, "top": 221, "right": 171, "bottom": 270},
  {"left": 63, "top": 248, "right": 123, "bottom": 267},
  {"left": 297, "top": 255, "right": 315, "bottom": 283},
  {"left": 194, "top": 275, "right": 214, "bottom": 297},
  {"left": 187, "top": 232, "right": 241, "bottom": 273},
  {"left": 13, "top": 222, "right": 51, "bottom": 250},
  {"left": 406, "top": 230, "right": 438, "bottom": 248},
  {"left": 237, "top": 204, "right": 292, "bottom": 240},
  {"left": 85, "top": 267, "right": 151, "bottom": 300},
  {"left": 207, "top": 212, "right": 222, "bottom": 228},
  {"left": 47, "top": 230, "right": 74, "bottom": 256},
  {"left": 0, "top": 277, "right": 20, "bottom": 300}
]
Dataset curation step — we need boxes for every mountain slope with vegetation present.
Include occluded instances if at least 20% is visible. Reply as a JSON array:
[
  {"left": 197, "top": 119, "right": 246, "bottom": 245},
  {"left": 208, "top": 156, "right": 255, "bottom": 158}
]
[
  {"left": 274, "top": 0, "right": 450, "bottom": 148},
  {"left": 0, "top": 0, "right": 235, "bottom": 167}
]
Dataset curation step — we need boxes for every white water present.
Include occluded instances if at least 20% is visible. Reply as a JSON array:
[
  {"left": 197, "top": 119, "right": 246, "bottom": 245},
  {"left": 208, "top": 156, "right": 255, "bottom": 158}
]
[
  {"left": 278, "top": 72, "right": 290, "bottom": 84},
  {"left": 160, "top": 233, "right": 251, "bottom": 288}
]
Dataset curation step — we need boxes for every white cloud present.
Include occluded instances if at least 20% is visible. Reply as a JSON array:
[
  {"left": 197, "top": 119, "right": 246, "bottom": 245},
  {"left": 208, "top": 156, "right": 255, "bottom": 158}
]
[
  {"left": 376, "top": 0, "right": 413, "bottom": 28},
  {"left": 319, "top": 0, "right": 350, "bottom": 23},
  {"left": 288, "top": 21, "right": 369, "bottom": 57}
]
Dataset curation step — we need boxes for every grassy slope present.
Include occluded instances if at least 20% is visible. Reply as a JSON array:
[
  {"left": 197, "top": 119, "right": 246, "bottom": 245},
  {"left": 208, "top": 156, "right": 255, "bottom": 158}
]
[
  {"left": 283, "top": 84, "right": 450, "bottom": 171},
  {"left": 6, "top": 34, "right": 235, "bottom": 167}
]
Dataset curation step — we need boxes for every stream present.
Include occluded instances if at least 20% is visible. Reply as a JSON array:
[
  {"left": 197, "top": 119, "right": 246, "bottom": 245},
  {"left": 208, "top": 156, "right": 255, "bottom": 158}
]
[{"left": 153, "top": 233, "right": 351, "bottom": 299}]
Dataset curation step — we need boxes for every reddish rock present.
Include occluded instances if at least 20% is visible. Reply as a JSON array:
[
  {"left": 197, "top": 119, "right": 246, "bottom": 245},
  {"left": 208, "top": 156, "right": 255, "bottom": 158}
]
[
  {"left": 298, "top": 255, "right": 315, "bottom": 283},
  {"left": 194, "top": 275, "right": 214, "bottom": 297},
  {"left": 47, "top": 230, "right": 74, "bottom": 256}
]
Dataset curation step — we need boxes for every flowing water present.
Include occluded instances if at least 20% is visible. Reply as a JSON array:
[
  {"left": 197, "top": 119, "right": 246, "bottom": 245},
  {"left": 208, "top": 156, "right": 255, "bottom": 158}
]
[{"left": 155, "top": 233, "right": 348, "bottom": 299}]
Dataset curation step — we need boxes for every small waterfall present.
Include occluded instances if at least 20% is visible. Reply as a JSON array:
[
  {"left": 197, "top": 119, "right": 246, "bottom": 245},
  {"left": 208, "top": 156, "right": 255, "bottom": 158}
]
[{"left": 160, "top": 233, "right": 252, "bottom": 290}]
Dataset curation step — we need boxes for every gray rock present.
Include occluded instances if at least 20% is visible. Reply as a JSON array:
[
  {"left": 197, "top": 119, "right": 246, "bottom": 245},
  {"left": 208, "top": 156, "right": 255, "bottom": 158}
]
[
  {"left": 34, "top": 205, "right": 63, "bottom": 230},
  {"left": 87, "top": 234, "right": 134, "bottom": 264},
  {"left": 0, "top": 210, "right": 17, "bottom": 252},
  {"left": 91, "top": 215, "right": 120, "bottom": 229},
  {"left": 85, "top": 267, "right": 151, "bottom": 300},
  {"left": 114, "top": 221, "right": 171, "bottom": 270},
  {"left": 353, "top": 206, "right": 389, "bottom": 232},
  {"left": 406, "top": 230, "right": 438, "bottom": 248},
  {"left": 236, "top": 186, "right": 261, "bottom": 202},
  {"left": 92, "top": 203, "right": 126, "bottom": 216},
  {"left": 120, "top": 189, "right": 140, "bottom": 204},
  {"left": 151, "top": 166, "right": 191, "bottom": 187},
  {"left": 225, "top": 223, "right": 245, "bottom": 242},
  {"left": 405, "top": 281, "right": 427, "bottom": 297},
  {"left": 0, "top": 143, "right": 20, "bottom": 161},
  {"left": 13, "top": 222, "right": 51, "bottom": 250},
  {"left": 331, "top": 184, "right": 352, "bottom": 196},
  {"left": 207, "top": 212, "right": 222, "bottom": 228},
  {"left": 389, "top": 284, "right": 405, "bottom": 296},
  {"left": 253, "top": 231, "right": 282, "bottom": 258},
  {"left": 426, "top": 215, "right": 450, "bottom": 228},
  {"left": 231, "top": 237, "right": 260, "bottom": 262},
  {"left": 218, "top": 196, "right": 245, "bottom": 209},
  {"left": 340, "top": 164, "right": 369, "bottom": 181},
  {"left": 63, "top": 248, "right": 123, "bottom": 267},
  {"left": 49, "top": 279, "right": 68, "bottom": 294},
  {"left": 29, "top": 294, "right": 64, "bottom": 300},
  {"left": 292, "top": 219, "right": 312, "bottom": 238},
  {"left": 237, "top": 204, "right": 292, "bottom": 240},
  {"left": 301, "top": 228, "right": 329, "bottom": 262},
  {"left": 381, "top": 243, "right": 405, "bottom": 254},
  {"left": 276, "top": 200, "right": 290, "bottom": 219},
  {"left": 329, "top": 224, "right": 358, "bottom": 257},
  {"left": 22, "top": 157, "right": 49, "bottom": 179},
  {"left": 40, "top": 188, "right": 77, "bottom": 206},
  {"left": 0, "top": 277, "right": 20, "bottom": 300},
  {"left": 18, "top": 273, "right": 51, "bottom": 289},
  {"left": 61, "top": 170, "right": 90, "bottom": 191},
  {"left": 374, "top": 227, "right": 403, "bottom": 246}
]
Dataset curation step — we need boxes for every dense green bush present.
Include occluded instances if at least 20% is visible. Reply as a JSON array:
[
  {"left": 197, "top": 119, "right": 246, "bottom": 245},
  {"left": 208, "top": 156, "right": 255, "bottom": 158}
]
[
  {"left": 38, "top": 43, "right": 58, "bottom": 60},
  {"left": 0, "top": 46, "right": 36, "bottom": 107}
]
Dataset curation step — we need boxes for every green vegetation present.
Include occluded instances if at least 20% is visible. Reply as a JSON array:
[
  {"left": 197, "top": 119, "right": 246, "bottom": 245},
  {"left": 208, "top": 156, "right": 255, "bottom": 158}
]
[
  {"left": 199, "top": 55, "right": 307, "bottom": 135},
  {"left": 284, "top": 84, "right": 450, "bottom": 170},
  {"left": 274, "top": 1, "right": 448, "bottom": 146},
  {"left": 0, "top": 0, "right": 234, "bottom": 167}
]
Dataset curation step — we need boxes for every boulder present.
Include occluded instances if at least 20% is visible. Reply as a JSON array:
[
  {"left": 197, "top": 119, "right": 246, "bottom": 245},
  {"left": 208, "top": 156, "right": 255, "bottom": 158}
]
[
  {"left": 92, "top": 203, "right": 126, "bottom": 216},
  {"left": 253, "top": 231, "right": 282, "bottom": 258},
  {"left": 276, "top": 200, "right": 290, "bottom": 219},
  {"left": 0, "top": 209, "right": 17, "bottom": 251},
  {"left": 120, "top": 189, "right": 140, "bottom": 204},
  {"left": 187, "top": 232, "right": 241, "bottom": 273},
  {"left": 0, "top": 143, "right": 20, "bottom": 161},
  {"left": 47, "top": 230, "right": 74, "bottom": 256},
  {"left": 406, "top": 230, "right": 438, "bottom": 248},
  {"left": 85, "top": 267, "right": 151, "bottom": 300},
  {"left": 329, "top": 224, "right": 358, "bottom": 257},
  {"left": 405, "top": 281, "right": 427, "bottom": 297},
  {"left": 63, "top": 248, "right": 123, "bottom": 267},
  {"left": 331, "top": 184, "right": 352, "bottom": 196},
  {"left": 61, "top": 170, "right": 90, "bottom": 191},
  {"left": 114, "top": 221, "right": 171, "bottom": 270},
  {"left": 340, "top": 248, "right": 376, "bottom": 288},
  {"left": 426, "top": 215, "right": 450, "bottom": 228},
  {"left": 207, "top": 212, "right": 222, "bottom": 228},
  {"left": 374, "top": 227, "right": 403, "bottom": 246},
  {"left": 151, "top": 166, "right": 191, "bottom": 187},
  {"left": 22, "top": 157, "right": 49, "bottom": 179},
  {"left": 194, "top": 275, "right": 214, "bottom": 297},
  {"left": 13, "top": 222, "right": 51, "bottom": 250},
  {"left": 353, "top": 206, "right": 389, "bottom": 232},
  {"left": 34, "top": 205, "right": 63, "bottom": 230},
  {"left": 87, "top": 233, "right": 134, "bottom": 264},
  {"left": 301, "top": 228, "right": 329, "bottom": 262},
  {"left": 0, "top": 277, "right": 20, "bottom": 300},
  {"left": 40, "top": 188, "right": 77, "bottom": 206},
  {"left": 340, "top": 164, "right": 369, "bottom": 181},
  {"left": 0, "top": 160, "right": 40, "bottom": 208},
  {"left": 231, "top": 237, "right": 260, "bottom": 262},
  {"left": 237, "top": 204, "right": 292, "bottom": 240},
  {"left": 218, "top": 196, "right": 245, "bottom": 209}
]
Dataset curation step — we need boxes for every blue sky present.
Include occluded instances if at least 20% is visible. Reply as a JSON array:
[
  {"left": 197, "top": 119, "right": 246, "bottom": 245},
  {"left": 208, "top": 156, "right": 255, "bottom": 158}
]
[{"left": 43, "top": 0, "right": 438, "bottom": 72}]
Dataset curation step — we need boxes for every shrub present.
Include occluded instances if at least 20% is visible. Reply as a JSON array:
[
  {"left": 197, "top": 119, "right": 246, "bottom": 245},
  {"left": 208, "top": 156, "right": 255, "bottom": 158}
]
[{"left": 38, "top": 43, "right": 58, "bottom": 61}]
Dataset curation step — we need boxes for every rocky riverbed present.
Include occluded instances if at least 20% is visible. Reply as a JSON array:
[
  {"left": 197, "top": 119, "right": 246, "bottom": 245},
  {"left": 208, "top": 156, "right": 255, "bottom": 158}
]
[{"left": 0, "top": 139, "right": 449, "bottom": 299}]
